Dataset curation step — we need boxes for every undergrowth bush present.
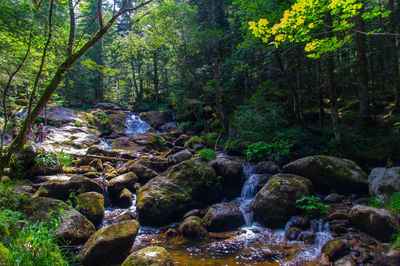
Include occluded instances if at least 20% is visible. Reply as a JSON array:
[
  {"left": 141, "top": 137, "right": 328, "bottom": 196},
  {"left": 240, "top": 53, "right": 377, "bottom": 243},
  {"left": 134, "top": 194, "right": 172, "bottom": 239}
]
[
  {"left": 296, "top": 195, "right": 330, "bottom": 217},
  {"left": 196, "top": 149, "right": 217, "bottom": 162},
  {"left": 245, "top": 137, "right": 292, "bottom": 162}
]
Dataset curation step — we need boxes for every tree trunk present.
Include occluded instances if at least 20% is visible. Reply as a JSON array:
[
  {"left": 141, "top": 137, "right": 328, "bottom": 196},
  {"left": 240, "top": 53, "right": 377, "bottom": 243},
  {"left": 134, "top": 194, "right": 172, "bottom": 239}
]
[
  {"left": 326, "top": 56, "right": 341, "bottom": 142},
  {"left": 389, "top": 0, "right": 400, "bottom": 112},
  {"left": 317, "top": 61, "right": 324, "bottom": 128},
  {"left": 153, "top": 50, "right": 159, "bottom": 103},
  {"left": 355, "top": 10, "right": 370, "bottom": 119},
  {"left": 130, "top": 55, "right": 139, "bottom": 101}
]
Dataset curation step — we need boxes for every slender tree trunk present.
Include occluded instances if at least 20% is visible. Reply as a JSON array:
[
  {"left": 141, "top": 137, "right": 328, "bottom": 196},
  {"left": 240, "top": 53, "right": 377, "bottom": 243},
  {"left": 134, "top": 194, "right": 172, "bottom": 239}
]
[
  {"left": 389, "top": 0, "right": 400, "bottom": 112},
  {"left": 326, "top": 56, "right": 341, "bottom": 142},
  {"left": 153, "top": 50, "right": 159, "bottom": 103},
  {"left": 214, "top": 59, "right": 228, "bottom": 136},
  {"left": 355, "top": 10, "right": 370, "bottom": 119},
  {"left": 274, "top": 49, "right": 301, "bottom": 119},
  {"left": 317, "top": 61, "right": 324, "bottom": 128},
  {"left": 130, "top": 55, "right": 139, "bottom": 101},
  {"left": 138, "top": 59, "right": 143, "bottom": 100}
]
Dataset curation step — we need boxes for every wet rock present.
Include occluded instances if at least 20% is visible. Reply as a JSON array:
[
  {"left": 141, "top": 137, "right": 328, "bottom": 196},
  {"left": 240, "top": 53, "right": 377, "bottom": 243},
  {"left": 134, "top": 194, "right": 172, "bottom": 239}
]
[
  {"left": 139, "top": 156, "right": 171, "bottom": 173},
  {"left": 82, "top": 172, "right": 100, "bottom": 179},
  {"left": 104, "top": 209, "right": 137, "bottom": 225},
  {"left": 283, "top": 155, "right": 368, "bottom": 194},
  {"left": 166, "top": 149, "right": 192, "bottom": 164},
  {"left": 46, "top": 124, "right": 101, "bottom": 149},
  {"left": 334, "top": 255, "right": 357, "bottom": 266},
  {"left": 329, "top": 220, "right": 349, "bottom": 234},
  {"left": 104, "top": 164, "right": 118, "bottom": 180},
  {"left": 179, "top": 216, "right": 208, "bottom": 238},
  {"left": 373, "top": 243, "right": 400, "bottom": 266},
  {"left": 210, "top": 157, "right": 243, "bottom": 199},
  {"left": 89, "top": 159, "right": 103, "bottom": 172},
  {"left": 289, "top": 216, "right": 310, "bottom": 230},
  {"left": 20, "top": 197, "right": 95, "bottom": 244},
  {"left": 33, "top": 176, "right": 103, "bottom": 201},
  {"left": 368, "top": 167, "right": 400, "bottom": 202},
  {"left": 86, "top": 146, "right": 120, "bottom": 157},
  {"left": 140, "top": 110, "right": 172, "bottom": 129},
  {"left": 285, "top": 227, "right": 302, "bottom": 241},
  {"left": 137, "top": 159, "right": 221, "bottom": 226},
  {"left": 108, "top": 172, "right": 138, "bottom": 196},
  {"left": 121, "top": 246, "right": 174, "bottom": 266},
  {"left": 322, "top": 239, "right": 349, "bottom": 261},
  {"left": 256, "top": 161, "right": 280, "bottom": 174},
  {"left": 117, "top": 160, "right": 157, "bottom": 184},
  {"left": 203, "top": 202, "right": 245, "bottom": 232},
  {"left": 76, "top": 165, "right": 97, "bottom": 174},
  {"left": 349, "top": 204, "right": 399, "bottom": 242},
  {"left": 324, "top": 193, "right": 345, "bottom": 203},
  {"left": 38, "top": 106, "right": 78, "bottom": 125},
  {"left": 119, "top": 188, "right": 133, "bottom": 208},
  {"left": 113, "top": 132, "right": 168, "bottom": 152},
  {"left": 183, "top": 209, "right": 201, "bottom": 220},
  {"left": 298, "top": 231, "right": 316, "bottom": 244},
  {"left": 251, "top": 174, "right": 314, "bottom": 228},
  {"left": 165, "top": 228, "right": 177, "bottom": 238},
  {"left": 329, "top": 212, "right": 349, "bottom": 221},
  {"left": 79, "top": 220, "right": 139, "bottom": 265},
  {"left": 76, "top": 192, "right": 105, "bottom": 226}
]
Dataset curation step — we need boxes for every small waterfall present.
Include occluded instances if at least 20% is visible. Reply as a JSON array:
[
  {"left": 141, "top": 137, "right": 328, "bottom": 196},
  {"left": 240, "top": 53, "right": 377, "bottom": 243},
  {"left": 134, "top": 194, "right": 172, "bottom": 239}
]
[
  {"left": 124, "top": 112, "right": 152, "bottom": 136},
  {"left": 238, "top": 163, "right": 257, "bottom": 226}
]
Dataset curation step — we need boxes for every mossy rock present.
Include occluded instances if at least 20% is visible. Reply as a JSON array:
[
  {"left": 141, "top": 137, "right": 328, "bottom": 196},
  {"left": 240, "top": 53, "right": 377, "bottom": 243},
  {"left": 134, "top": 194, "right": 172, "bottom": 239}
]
[
  {"left": 322, "top": 239, "right": 349, "bottom": 261},
  {"left": 137, "top": 159, "right": 221, "bottom": 226},
  {"left": 121, "top": 246, "right": 174, "bottom": 266},
  {"left": 179, "top": 216, "right": 207, "bottom": 238},
  {"left": 76, "top": 192, "right": 105, "bottom": 226},
  {"left": 20, "top": 197, "right": 95, "bottom": 244},
  {"left": 0, "top": 243, "right": 10, "bottom": 265},
  {"left": 79, "top": 220, "right": 139, "bottom": 265},
  {"left": 283, "top": 155, "right": 368, "bottom": 194},
  {"left": 108, "top": 172, "right": 138, "bottom": 200},
  {"left": 33, "top": 176, "right": 103, "bottom": 201},
  {"left": 119, "top": 188, "right": 134, "bottom": 208},
  {"left": 251, "top": 173, "right": 314, "bottom": 228},
  {"left": 349, "top": 204, "right": 399, "bottom": 242},
  {"left": 117, "top": 160, "right": 157, "bottom": 184},
  {"left": 89, "top": 159, "right": 103, "bottom": 172}
]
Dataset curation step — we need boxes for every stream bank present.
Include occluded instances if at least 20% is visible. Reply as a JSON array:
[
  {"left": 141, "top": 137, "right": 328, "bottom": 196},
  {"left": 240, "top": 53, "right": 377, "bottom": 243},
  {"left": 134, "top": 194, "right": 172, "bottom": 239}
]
[{"left": 7, "top": 106, "right": 400, "bottom": 265}]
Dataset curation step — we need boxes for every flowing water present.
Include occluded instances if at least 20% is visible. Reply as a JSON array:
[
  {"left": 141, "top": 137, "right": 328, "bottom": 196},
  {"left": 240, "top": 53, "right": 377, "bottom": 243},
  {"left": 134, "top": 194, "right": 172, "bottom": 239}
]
[
  {"left": 124, "top": 112, "right": 152, "bottom": 136},
  {"left": 131, "top": 160, "right": 333, "bottom": 265}
]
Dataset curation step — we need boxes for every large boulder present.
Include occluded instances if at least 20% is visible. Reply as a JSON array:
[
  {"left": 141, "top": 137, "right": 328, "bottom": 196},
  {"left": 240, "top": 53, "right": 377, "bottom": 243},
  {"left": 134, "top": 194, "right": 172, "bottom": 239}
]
[
  {"left": 20, "top": 197, "right": 95, "bottom": 244},
  {"left": 179, "top": 216, "right": 207, "bottom": 238},
  {"left": 137, "top": 159, "right": 221, "bottom": 226},
  {"left": 349, "top": 204, "right": 399, "bottom": 242},
  {"left": 140, "top": 110, "right": 172, "bottom": 129},
  {"left": 79, "top": 220, "right": 140, "bottom": 265},
  {"left": 203, "top": 202, "right": 245, "bottom": 232},
  {"left": 33, "top": 176, "right": 103, "bottom": 201},
  {"left": 38, "top": 106, "right": 78, "bottom": 125},
  {"left": 46, "top": 124, "right": 101, "bottom": 150},
  {"left": 138, "top": 156, "right": 171, "bottom": 173},
  {"left": 251, "top": 173, "right": 314, "bottom": 228},
  {"left": 256, "top": 161, "right": 280, "bottom": 174},
  {"left": 368, "top": 167, "right": 400, "bottom": 202},
  {"left": 283, "top": 155, "right": 368, "bottom": 194},
  {"left": 210, "top": 157, "right": 243, "bottom": 199},
  {"left": 117, "top": 160, "right": 157, "bottom": 184},
  {"left": 76, "top": 192, "right": 105, "bottom": 226},
  {"left": 121, "top": 246, "right": 174, "bottom": 266}
]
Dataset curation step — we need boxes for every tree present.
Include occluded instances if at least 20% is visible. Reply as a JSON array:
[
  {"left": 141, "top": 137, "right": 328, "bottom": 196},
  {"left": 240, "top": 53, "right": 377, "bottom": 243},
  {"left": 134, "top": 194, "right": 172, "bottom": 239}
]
[{"left": 0, "top": 0, "right": 153, "bottom": 174}]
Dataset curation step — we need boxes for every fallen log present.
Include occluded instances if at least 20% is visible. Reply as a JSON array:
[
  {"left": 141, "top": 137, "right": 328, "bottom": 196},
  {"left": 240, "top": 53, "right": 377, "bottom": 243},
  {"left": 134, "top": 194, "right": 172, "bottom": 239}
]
[{"left": 72, "top": 154, "right": 132, "bottom": 162}]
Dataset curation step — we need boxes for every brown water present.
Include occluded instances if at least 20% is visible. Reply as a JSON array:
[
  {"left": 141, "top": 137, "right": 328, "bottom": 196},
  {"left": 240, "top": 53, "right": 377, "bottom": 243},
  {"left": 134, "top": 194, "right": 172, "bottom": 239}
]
[{"left": 132, "top": 221, "right": 332, "bottom": 266}]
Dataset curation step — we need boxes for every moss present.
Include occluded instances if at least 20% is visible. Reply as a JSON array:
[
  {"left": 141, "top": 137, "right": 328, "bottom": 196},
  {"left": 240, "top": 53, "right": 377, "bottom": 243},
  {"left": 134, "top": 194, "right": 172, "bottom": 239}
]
[
  {"left": 322, "top": 239, "right": 349, "bottom": 261},
  {"left": 179, "top": 216, "right": 207, "bottom": 238},
  {"left": 76, "top": 192, "right": 104, "bottom": 225},
  {"left": 0, "top": 243, "right": 10, "bottom": 265},
  {"left": 122, "top": 246, "right": 173, "bottom": 266}
]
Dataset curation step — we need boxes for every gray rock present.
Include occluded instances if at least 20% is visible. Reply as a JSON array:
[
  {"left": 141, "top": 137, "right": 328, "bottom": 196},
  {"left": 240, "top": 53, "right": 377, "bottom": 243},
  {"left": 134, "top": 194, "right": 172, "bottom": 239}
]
[
  {"left": 283, "top": 155, "right": 368, "bottom": 194},
  {"left": 203, "top": 202, "right": 245, "bottom": 232},
  {"left": 166, "top": 149, "right": 192, "bottom": 164},
  {"left": 256, "top": 161, "right": 280, "bottom": 174},
  {"left": 251, "top": 173, "right": 314, "bottom": 228},
  {"left": 349, "top": 204, "right": 399, "bottom": 242},
  {"left": 38, "top": 106, "right": 78, "bottom": 125},
  {"left": 368, "top": 167, "right": 400, "bottom": 202}
]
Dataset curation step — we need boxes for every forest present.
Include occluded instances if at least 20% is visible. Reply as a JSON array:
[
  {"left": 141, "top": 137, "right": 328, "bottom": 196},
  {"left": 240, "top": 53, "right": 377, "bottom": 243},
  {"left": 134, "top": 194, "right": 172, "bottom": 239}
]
[{"left": 0, "top": 0, "right": 400, "bottom": 265}]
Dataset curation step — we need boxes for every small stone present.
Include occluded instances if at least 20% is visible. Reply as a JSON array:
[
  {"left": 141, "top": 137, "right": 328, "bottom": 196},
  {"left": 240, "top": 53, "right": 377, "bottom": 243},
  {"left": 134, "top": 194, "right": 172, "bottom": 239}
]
[
  {"left": 322, "top": 239, "right": 349, "bottom": 261},
  {"left": 285, "top": 227, "right": 302, "bottom": 241}
]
